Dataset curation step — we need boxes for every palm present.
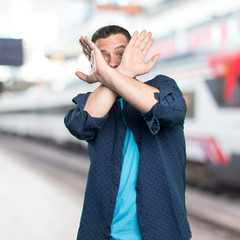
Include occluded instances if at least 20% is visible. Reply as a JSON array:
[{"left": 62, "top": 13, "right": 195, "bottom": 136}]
[
  {"left": 121, "top": 45, "right": 148, "bottom": 76},
  {"left": 118, "top": 30, "right": 160, "bottom": 78},
  {"left": 76, "top": 37, "right": 109, "bottom": 83}
]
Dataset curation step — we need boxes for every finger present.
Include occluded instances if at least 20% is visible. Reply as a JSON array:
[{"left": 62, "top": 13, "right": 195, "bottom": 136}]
[
  {"left": 80, "top": 39, "right": 89, "bottom": 52},
  {"left": 79, "top": 36, "right": 84, "bottom": 46},
  {"left": 80, "top": 37, "right": 94, "bottom": 58},
  {"left": 140, "top": 32, "right": 152, "bottom": 52},
  {"left": 75, "top": 71, "right": 88, "bottom": 82},
  {"left": 135, "top": 30, "right": 147, "bottom": 47},
  {"left": 80, "top": 43, "right": 91, "bottom": 60},
  {"left": 146, "top": 54, "right": 160, "bottom": 72},
  {"left": 80, "top": 38, "right": 92, "bottom": 60},
  {"left": 85, "top": 36, "right": 109, "bottom": 66},
  {"left": 79, "top": 36, "right": 91, "bottom": 52},
  {"left": 79, "top": 36, "right": 86, "bottom": 47},
  {"left": 142, "top": 38, "right": 154, "bottom": 56},
  {"left": 84, "top": 36, "right": 98, "bottom": 51},
  {"left": 128, "top": 31, "right": 138, "bottom": 45},
  {"left": 82, "top": 48, "right": 91, "bottom": 61}
]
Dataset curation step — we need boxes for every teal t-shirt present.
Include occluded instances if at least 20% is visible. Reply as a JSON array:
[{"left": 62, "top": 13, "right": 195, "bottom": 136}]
[{"left": 110, "top": 99, "right": 142, "bottom": 240}]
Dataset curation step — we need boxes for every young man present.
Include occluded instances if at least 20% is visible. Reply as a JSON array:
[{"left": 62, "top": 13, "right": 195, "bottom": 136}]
[{"left": 64, "top": 25, "right": 192, "bottom": 240}]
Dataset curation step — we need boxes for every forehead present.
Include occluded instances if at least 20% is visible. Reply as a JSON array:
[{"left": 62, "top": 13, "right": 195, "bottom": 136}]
[{"left": 95, "top": 34, "right": 129, "bottom": 51}]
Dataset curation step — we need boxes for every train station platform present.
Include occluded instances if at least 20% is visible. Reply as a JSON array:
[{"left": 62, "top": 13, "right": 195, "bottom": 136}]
[
  {"left": 0, "top": 147, "right": 84, "bottom": 240},
  {"left": 1, "top": 134, "right": 240, "bottom": 240}
]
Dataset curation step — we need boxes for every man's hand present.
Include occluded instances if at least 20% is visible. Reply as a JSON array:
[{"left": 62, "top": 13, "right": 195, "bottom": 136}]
[
  {"left": 75, "top": 31, "right": 160, "bottom": 114},
  {"left": 117, "top": 30, "right": 160, "bottom": 78},
  {"left": 79, "top": 36, "right": 91, "bottom": 61},
  {"left": 75, "top": 36, "right": 109, "bottom": 84}
]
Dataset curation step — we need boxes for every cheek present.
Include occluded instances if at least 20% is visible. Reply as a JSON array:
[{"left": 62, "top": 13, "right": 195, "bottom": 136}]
[
  {"left": 118, "top": 56, "right": 122, "bottom": 63},
  {"left": 117, "top": 54, "right": 123, "bottom": 62},
  {"left": 114, "top": 57, "right": 122, "bottom": 66}
]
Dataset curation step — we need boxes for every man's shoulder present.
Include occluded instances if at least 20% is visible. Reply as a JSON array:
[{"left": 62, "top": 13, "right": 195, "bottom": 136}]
[{"left": 144, "top": 74, "right": 176, "bottom": 87}]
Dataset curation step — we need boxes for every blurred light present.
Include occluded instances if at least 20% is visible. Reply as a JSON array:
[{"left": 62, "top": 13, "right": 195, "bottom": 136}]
[
  {"left": 95, "top": 4, "right": 115, "bottom": 11},
  {"left": 210, "top": 25, "right": 222, "bottom": 49},
  {"left": 50, "top": 53, "right": 65, "bottom": 62},
  {"left": 24, "top": 12, "right": 60, "bottom": 47},
  {"left": 0, "top": 66, "right": 11, "bottom": 82},
  {"left": 95, "top": 0, "right": 109, "bottom": 5},
  {"left": 18, "top": 52, "right": 60, "bottom": 82},
  {"left": 12, "top": 11, "right": 59, "bottom": 48},
  {"left": 118, "top": 5, "right": 141, "bottom": 14},
  {"left": 116, "top": 0, "right": 130, "bottom": 7},
  {"left": 77, "top": 54, "right": 91, "bottom": 75},
  {"left": 95, "top": 4, "right": 141, "bottom": 14}
]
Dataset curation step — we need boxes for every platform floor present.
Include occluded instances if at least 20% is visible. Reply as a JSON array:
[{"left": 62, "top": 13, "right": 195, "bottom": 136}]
[
  {"left": 1, "top": 135, "right": 240, "bottom": 240},
  {"left": 0, "top": 148, "right": 84, "bottom": 240}
]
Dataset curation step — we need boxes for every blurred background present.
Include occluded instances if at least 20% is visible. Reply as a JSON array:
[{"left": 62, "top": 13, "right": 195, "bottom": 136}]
[{"left": 0, "top": 0, "right": 240, "bottom": 239}]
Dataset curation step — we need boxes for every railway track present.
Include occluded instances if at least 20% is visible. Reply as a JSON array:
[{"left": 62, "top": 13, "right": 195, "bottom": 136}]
[
  {"left": 1, "top": 133, "right": 240, "bottom": 239},
  {"left": 186, "top": 186, "right": 240, "bottom": 238},
  {"left": 188, "top": 215, "right": 240, "bottom": 240}
]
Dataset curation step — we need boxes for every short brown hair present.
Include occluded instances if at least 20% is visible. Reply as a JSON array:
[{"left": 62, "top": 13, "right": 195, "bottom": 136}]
[{"left": 91, "top": 25, "right": 131, "bottom": 43}]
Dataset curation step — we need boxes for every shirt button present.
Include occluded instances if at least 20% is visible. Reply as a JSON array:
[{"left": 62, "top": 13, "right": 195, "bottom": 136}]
[{"left": 138, "top": 209, "right": 142, "bottom": 214}]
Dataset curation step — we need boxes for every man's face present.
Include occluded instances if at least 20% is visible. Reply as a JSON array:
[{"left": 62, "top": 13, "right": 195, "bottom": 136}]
[{"left": 95, "top": 34, "right": 129, "bottom": 68}]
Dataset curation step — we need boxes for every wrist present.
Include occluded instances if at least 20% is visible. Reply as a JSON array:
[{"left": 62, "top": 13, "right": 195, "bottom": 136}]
[
  {"left": 116, "top": 65, "right": 135, "bottom": 78},
  {"left": 97, "top": 66, "right": 111, "bottom": 85}
]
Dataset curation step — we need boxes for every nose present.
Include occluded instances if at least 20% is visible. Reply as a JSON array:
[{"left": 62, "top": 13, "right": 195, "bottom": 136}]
[{"left": 109, "top": 55, "right": 121, "bottom": 68}]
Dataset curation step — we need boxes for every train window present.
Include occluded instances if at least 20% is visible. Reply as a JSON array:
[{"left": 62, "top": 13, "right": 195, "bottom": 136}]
[
  {"left": 206, "top": 77, "right": 240, "bottom": 107},
  {"left": 183, "top": 92, "right": 195, "bottom": 118},
  {"left": 205, "top": 78, "right": 225, "bottom": 106},
  {"left": 233, "top": 76, "right": 240, "bottom": 105}
]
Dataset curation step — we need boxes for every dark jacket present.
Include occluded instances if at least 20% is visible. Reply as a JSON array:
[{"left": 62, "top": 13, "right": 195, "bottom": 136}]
[{"left": 64, "top": 74, "right": 192, "bottom": 240}]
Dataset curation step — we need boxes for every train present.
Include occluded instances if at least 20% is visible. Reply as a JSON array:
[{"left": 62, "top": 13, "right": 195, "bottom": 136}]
[
  {"left": 153, "top": 51, "right": 240, "bottom": 190},
  {"left": 0, "top": 49, "right": 240, "bottom": 190}
]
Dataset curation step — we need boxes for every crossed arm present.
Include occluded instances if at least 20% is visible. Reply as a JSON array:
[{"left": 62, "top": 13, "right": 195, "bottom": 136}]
[{"left": 75, "top": 30, "right": 160, "bottom": 117}]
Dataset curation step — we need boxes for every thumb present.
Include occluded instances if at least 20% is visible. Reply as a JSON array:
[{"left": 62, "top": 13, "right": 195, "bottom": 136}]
[
  {"left": 75, "top": 71, "right": 88, "bottom": 81},
  {"left": 146, "top": 54, "right": 160, "bottom": 71}
]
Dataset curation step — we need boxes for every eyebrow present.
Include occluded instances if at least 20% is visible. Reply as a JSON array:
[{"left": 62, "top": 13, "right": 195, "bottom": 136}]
[
  {"left": 100, "top": 45, "right": 126, "bottom": 53},
  {"left": 115, "top": 45, "right": 126, "bottom": 50}
]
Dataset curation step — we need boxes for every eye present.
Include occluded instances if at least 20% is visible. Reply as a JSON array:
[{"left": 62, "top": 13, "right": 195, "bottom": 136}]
[
  {"left": 118, "top": 52, "right": 124, "bottom": 58},
  {"left": 102, "top": 55, "right": 109, "bottom": 62}
]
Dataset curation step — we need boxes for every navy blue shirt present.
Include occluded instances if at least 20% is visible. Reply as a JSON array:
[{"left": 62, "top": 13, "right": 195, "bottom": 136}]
[{"left": 64, "top": 75, "right": 192, "bottom": 240}]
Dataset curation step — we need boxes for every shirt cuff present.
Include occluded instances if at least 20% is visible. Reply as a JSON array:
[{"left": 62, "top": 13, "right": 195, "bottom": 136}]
[
  {"left": 142, "top": 92, "right": 161, "bottom": 135},
  {"left": 73, "top": 93, "right": 109, "bottom": 130},
  {"left": 142, "top": 88, "right": 175, "bottom": 135},
  {"left": 83, "top": 110, "right": 109, "bottom": 130}
]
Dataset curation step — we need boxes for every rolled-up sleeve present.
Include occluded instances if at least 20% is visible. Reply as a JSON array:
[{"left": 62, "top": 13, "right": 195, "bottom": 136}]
[
  {"left": 142, "top": 75, "right": 187, "bottom": 134},
  {"left": 64, "top": 93, "right": 109, "bottom": 141}
]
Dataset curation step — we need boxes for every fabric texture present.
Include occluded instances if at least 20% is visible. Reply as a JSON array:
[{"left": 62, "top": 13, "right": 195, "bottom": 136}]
[{"left": 64, "top": 74, "right": 192, "bottom": 240}]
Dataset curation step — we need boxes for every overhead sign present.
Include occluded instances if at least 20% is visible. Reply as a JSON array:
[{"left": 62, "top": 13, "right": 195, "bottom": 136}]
[{"left": 0, "top": 38, "right": 23, "bottom": 66}]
